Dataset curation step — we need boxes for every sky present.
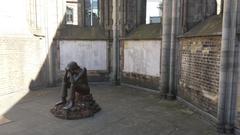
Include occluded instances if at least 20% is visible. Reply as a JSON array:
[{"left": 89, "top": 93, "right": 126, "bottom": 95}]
[{"left": 146, "top": 0, "right": 162, "bottom": 24}]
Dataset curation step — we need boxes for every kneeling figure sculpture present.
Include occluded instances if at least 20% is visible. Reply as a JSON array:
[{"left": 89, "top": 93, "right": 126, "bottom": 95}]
[{"left": 50, "top": 61, "right": 101, "bottom": 119}]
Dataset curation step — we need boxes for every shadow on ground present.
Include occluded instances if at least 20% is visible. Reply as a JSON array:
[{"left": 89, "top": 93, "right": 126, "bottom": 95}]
[{"left": 0, "top": 85, "right": 217, "bottom": 135}]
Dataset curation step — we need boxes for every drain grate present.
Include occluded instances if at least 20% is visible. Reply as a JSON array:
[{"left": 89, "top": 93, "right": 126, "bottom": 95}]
[{"left": 0, "top": 116, "right": 11, "bottom": 126}]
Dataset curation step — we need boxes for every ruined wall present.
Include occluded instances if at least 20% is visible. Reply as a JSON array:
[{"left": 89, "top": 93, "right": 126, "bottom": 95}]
[
  {"left": 124, "top": 0, "right": 146, "bottom": 33},
  {"left": 122, "top": 40, "right": 161, "bottom": 90},
  {"left": 125, "top": 0, "right": 137, "bottom": 33},
  {"left": 182, "top": 0, "right": 217, "bottom": 31},
  {"left": 55, "top": 40, "right": 109, "bottom": 82},
  {"left": 178, "top": 36, "right": 221, "bottom": 116},
  {"left": 53, "top": 0, "right": 113, "bottom": 82}
]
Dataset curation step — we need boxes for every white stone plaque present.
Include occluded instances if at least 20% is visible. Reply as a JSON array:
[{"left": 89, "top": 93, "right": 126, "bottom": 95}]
[
  {"left": 123, "top": 40, "right": 161, "bottom": 76},
  {"left": 60, "top": 40, "right": 108, "bottom": 71}
]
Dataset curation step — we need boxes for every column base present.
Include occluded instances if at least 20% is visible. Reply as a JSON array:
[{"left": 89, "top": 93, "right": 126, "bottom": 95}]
[
  {"left": 111, "top": 80, "right": 121, "bottom": 86},
  {"left": 166, "top": 93, "right": 176, "bottom": 100},
  {"left": 217, "top": 123, "right": 225, "bottom": 133},
  {"left": 225, "top": 124, "right": 234, "bottom": 134},
  {"left": 159, "top": 93, "right": 167, "bottom": 99}
]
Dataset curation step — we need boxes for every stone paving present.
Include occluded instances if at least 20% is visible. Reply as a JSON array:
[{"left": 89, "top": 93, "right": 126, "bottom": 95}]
[{"left": 0, "top": 84, "right": 217, "bottom": 135}]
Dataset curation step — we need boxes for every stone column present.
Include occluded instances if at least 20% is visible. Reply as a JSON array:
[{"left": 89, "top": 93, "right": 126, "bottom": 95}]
[
  {"left": 182, "top": 0, "right": 188, "bottom": 32},
  {"left": 104, "top": 0, "right": 109, "bottom": 29},
  {"left": 167, "top": 0, "right": 178, "bottom": 100},
  {"left": 119, "top": 0, "right": 125, "bottom": 37},
  {"left": 43, "top": 0, "right": 54, "bottom": 86},
  {"left": 136, "top": 0, "right": 146, "bottom": 25},
  {"left": 221, "top": 0, "right": 224, "bottom": 14},
  {"left": 78, "top": 0, "right": 85, "bottom": 27},
  {"left": 99, "top": 0, "right": 104, "bottom": 26},
  {"left": 141, "top": 0, "right": 147, "bottom": 24},
  {"left": 217, "top": 0, "right": 238, "bottom": 133},
  {"left": 160, "top": 0, "right": 172, "bottom": 97},
  {"left": 111, "top": 0, "right": 120, "bottom": 85}
]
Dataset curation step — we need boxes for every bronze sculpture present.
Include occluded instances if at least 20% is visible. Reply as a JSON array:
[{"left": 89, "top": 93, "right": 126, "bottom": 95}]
[{"left": 50, "top": 61, "right": 101, "bottom": 119}]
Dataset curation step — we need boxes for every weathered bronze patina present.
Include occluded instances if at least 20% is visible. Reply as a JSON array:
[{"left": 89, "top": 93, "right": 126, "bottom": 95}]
[{"left": 50, "top": 61, "right": 101, "bottom": 119}]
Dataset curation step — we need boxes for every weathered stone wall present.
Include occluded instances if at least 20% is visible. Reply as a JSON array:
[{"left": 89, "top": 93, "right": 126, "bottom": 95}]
[
  {"left": 178, "top": 36, "right": 221, "bottom": 116},
  {"left": 0, "top": 0, "right": 65, "bottom": 116},
  {"left": 182, "top": 0, "right": 217, "bottom": 32},
  {"left": 0, "top": 36, "right": 50, "bottom": 116},
  {"left": 0, "top": 37, "right": 50, "bottom": 89},
  {"left": 122, "top": 72, "right": 160, "bottom": 90},
  {"left": 122, "top": 40, "right": 161, "bottom": 90},
  {"left": 125, "top": 0, "right": 137, "bottom": 32},
  {"left": 124, "top": 0, "right": 146, "bottom": 34}
]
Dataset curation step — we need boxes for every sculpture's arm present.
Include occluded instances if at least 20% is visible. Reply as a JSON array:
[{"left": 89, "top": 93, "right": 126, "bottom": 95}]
[
  {"left": 69, "top": 73, "right": 75, "bottom": 84},
  {"left": 73, "top": 68, "right": 86, "bottom": 82},
  {"left": 63, "top": 70, "right": 69, "bottom": 83}
]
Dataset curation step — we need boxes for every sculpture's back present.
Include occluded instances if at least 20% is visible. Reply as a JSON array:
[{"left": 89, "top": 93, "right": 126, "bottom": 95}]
[{"left": 50, "top": 62, "right": 101, "bottom": 120}]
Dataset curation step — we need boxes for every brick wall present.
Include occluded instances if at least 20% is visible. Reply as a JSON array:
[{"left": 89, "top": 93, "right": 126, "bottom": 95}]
[{"left": 178, "top": 36, "right": 221, "bottom": 116}]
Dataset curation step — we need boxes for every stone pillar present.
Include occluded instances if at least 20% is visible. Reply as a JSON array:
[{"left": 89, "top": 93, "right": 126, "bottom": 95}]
[
  {"left": 221, "top": 0, "right": 224, "bottom": 14},
  {"left": 181, "top": 0, "right": 217, "bottom": 32},
  {"left": 217, "top": 0, "right": 238, "bottom": 133},
  {"left": 167, "top": 0, "right": 178, "bottom": 100},
  {"left": 103, "top": 0, "right": 108, "bottom": 28},
  {"left": 78, "top": 0, "right": 85, "bottom": 27},
  {"left": 99, "top": 0, "right": 104, "bottom": 26},
  {"left": 48, "top": 43, "right": 54, "bottom": 86},
  {"left": 125, "top": 0, "right": 137, "bottom": 33},
  {"left": 160, "top": 0, "right": 172, "bottom": 97},
  {"left": 111, "top": 0, "right": 120, "bottom": 85},
  {"left": 136, "top": 0, "right": 146, "bottom": 25},
  {"left": 141, "top": 0, "right": 146, "bottom": 24},
  {"left": 43, "top": 0, "right": 54, "bottom": 86},
  {"left": 182, "top": 0, "right": 188, "bottom": 32},
  {"left": 119, "top": 0, "right": 125, "bottom": 37}
]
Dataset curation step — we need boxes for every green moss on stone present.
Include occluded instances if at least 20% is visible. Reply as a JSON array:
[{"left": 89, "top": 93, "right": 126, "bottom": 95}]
[
  {"left": 125, "top": 24, "right": 162, "bottom": 40},
  {"left": 182, "top": 15, "right": 222, "bottom": 37},
  {"left": 55, "top": 25, "right": 107, "bottom": 40}
]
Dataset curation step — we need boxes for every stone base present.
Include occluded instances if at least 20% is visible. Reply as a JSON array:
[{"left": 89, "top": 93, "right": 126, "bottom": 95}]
[
  {"left": 167, "top": 94, "right": 176, "bottom": 100},
  {"left": 50, "top": 94, "right": 101, "bottom": 120}
]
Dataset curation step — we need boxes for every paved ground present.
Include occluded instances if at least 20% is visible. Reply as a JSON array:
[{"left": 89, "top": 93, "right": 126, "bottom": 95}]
[{"left": 0, "top": 84, "right": 217, "bottom": 135}]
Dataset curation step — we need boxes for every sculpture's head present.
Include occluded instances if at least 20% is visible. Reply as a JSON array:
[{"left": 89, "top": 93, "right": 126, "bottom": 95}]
[{"left": 66, "top": 61, "right": 80, "bottom": 74}]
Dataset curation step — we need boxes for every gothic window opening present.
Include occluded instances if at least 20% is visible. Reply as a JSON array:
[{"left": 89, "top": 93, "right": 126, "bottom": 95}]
[
  {"left": 216, "top": 0, "right": 223, "bottom": 15},
  {"left": 65, "top": 1, "right": 78, "bottom": 25},
  {"left": 66, "top": 7, "right": 74, "bottom": 24},
  {"left": 146, "top": 0, "right": 163, "bottom": 24},
  {"left": 85, "top": 0, "right": 100, "bottom": 26}
]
